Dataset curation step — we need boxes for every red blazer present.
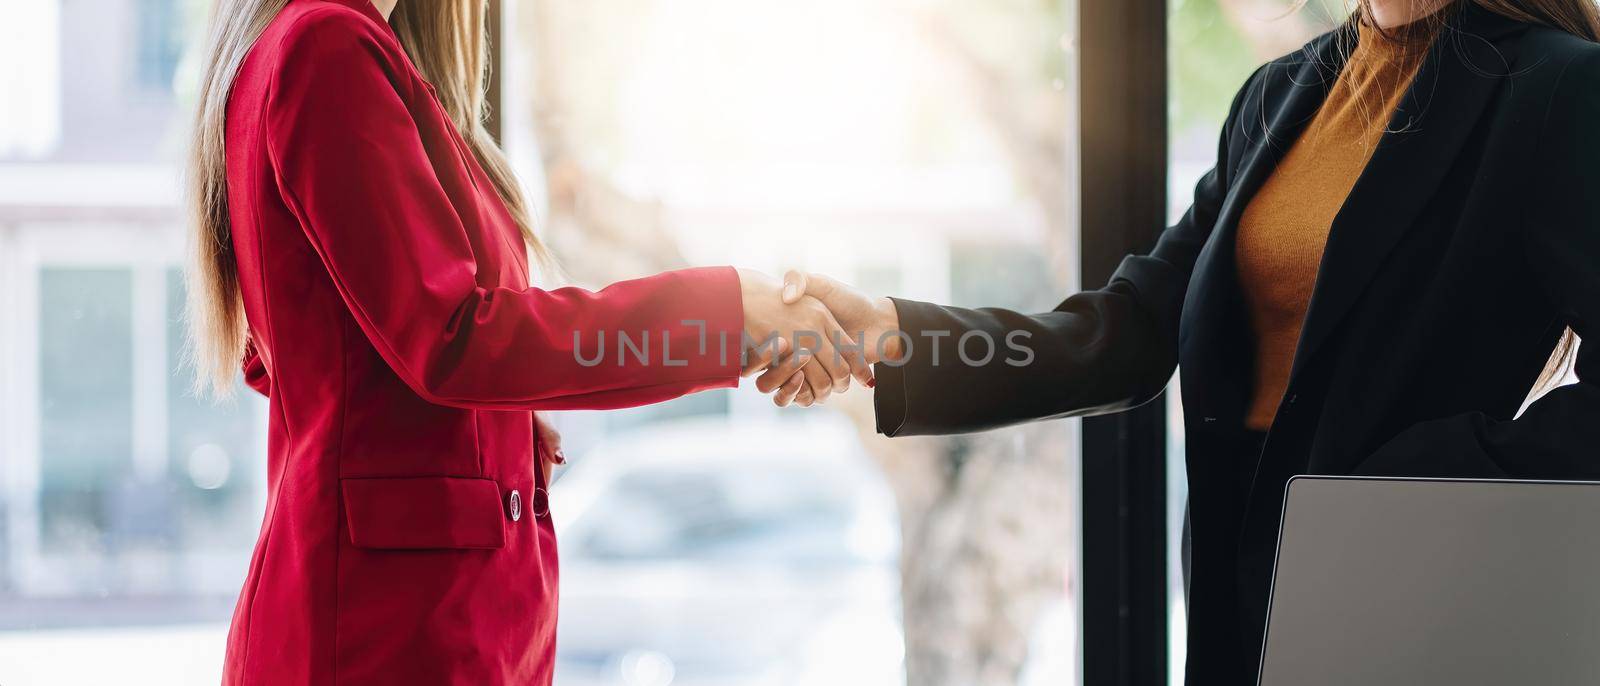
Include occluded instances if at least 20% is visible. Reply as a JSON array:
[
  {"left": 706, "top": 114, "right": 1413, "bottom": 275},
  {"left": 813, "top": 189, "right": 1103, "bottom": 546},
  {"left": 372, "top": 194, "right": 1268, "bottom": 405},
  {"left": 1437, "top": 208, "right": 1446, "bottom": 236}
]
[{"left": 221, "top": 1, "right": 742, "bottom": 683}]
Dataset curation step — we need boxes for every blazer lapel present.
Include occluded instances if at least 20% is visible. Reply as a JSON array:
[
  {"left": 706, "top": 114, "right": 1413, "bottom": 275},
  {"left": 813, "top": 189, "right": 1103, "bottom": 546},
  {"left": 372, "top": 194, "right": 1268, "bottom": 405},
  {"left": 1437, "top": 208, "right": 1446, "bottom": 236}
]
[
  {"left": 1288, "top": 4, "right": 1526, "bottom": 381},
  {"left": 1178, "top": 29, "right": 1348, "bottom": 426},
  {"left": 1238, "top": 3, "right": 1533, "bottom": 565}
]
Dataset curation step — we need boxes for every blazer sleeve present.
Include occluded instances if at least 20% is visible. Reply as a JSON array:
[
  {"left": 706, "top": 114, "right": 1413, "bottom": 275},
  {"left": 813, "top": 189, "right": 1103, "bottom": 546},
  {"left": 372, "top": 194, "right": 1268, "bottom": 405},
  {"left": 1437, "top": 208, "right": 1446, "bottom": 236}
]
[
  {"left": 264, "top": 11, "right": 742, "bottom": 411},
  {"left": 873, "top": 66, "right": 1264, "bottom": 436},
  {"left": 242, "top": 340, "right": 271, "bottom": 397},
  {"left": 1355, "top": 51, "right": 1600, "bottom": 479}
]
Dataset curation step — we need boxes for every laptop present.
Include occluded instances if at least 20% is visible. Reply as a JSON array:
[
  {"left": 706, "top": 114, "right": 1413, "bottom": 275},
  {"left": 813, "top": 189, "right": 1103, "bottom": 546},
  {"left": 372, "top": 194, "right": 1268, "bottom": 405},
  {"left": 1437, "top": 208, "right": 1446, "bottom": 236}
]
[{"left": 1257, "top": 476, "right": 1600, "bottom": 686}]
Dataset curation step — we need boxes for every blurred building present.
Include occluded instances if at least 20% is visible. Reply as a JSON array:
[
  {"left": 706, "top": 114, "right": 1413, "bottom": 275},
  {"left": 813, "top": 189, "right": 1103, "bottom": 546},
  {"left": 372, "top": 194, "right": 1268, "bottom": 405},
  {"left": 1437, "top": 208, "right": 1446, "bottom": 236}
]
[{"left": 0, "top": 0, "right": 263, "bottom": 621}]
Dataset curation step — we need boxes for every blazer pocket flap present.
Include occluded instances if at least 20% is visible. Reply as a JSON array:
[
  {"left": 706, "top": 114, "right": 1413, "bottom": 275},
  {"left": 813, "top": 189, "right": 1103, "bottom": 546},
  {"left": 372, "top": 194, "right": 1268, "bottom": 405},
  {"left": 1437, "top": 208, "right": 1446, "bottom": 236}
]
[{"left": 341, "top": 477, "right": 506, "bottom": 550}]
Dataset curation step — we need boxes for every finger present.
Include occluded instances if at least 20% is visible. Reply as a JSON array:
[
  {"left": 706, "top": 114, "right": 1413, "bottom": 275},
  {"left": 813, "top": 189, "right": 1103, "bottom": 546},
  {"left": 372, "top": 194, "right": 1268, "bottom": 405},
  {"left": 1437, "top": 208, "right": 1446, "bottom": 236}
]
[
  {"left": 763, "top": 311, "right": 846, "bottom": 395},
  {"left": 815, "top": 284, "right": 876, "bottom": 387},
  {"left": 800, "top": 272, "right": 838, "bottom": 300},
  {"left": 841, "top": 331, "right": 875, "bottom": 389},
  {"left": 773, "top": 370, "right": 805, "bottom": 407},
  {"left": 741, "top": 335, "right": 789, "bottom": 378},
  {"left": 757, "top": 324, "right": 840, "bottom": 397},
  {"left": 794, "top": 382, "right": 816, "bottom": 407},
  {"left": 535, "top": 416, "right": 563, "bottom": 457},
  {"left": 816, "top": 306, "right": 872, "bottom": 392},
  {"left": 754, "top": 329, "right": 818, "bottom": 392},
  {"left": 742, "top": 335, "right": 788, "bottom": 376},
  {"left": 827, "top": 329, "right": 865, "bottom": 393},
  {"left": 756, "top": 363, "right": 788, "bottom": 393},
  {"left": 807, "top": 307, "right": 855, "bottom": 394},
  {"left": 798, "top": 355, "right": 834, "bottom": 404},
  {"left": 755, "top": 341, "right": 810, "bottom": 393},
  {"left": 756, "top": 362, "right": 788, "bottom": 393},
  {"left": 782, "top": 270, "right": 809, "bottom": 305},
  {"left": 533, "top": 415, "right": 562, "bottom": 484}
]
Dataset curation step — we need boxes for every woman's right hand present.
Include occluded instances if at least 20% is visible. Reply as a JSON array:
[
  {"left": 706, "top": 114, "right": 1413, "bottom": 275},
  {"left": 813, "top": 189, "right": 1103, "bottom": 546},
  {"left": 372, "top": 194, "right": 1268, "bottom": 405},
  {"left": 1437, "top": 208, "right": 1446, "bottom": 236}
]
[
  {"left": 737, "top": 269, "right": 874, "bottom": 406},
  {"left": 777, "top": 271, "right": 903, "bottom": 364},
  {"left": 535, "top": 414, "right": 564, "bottom": 485}
]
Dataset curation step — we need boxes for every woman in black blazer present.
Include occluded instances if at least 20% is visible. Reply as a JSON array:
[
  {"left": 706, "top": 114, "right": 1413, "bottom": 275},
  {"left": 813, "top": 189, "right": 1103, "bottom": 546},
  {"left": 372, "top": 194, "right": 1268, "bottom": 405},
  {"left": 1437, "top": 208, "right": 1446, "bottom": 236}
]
[{"left": 769, "top": 0, "right": 1600, "bottom": 682}]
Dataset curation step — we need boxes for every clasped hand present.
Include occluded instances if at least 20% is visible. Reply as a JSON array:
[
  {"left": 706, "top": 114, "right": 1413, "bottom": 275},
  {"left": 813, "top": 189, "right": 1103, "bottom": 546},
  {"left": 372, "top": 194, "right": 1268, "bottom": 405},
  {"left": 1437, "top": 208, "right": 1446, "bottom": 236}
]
[{"left": 737, "top": 269, "right": 901, "bottom": 407}]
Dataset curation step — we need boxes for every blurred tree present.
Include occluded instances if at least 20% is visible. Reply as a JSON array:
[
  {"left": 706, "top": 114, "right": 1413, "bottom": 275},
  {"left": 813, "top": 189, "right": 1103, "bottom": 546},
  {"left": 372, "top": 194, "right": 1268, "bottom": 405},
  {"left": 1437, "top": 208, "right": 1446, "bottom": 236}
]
[
  {"left": 885, "top": 4, "right": 1079, "bottom": 683},
  {"left": 914, "top": 0, "right": 1074, "bottom": 287},
  {"left": 1171, "top": 0, "right": 1340, "bottom": 138},
  {"left": 522, "top": 0, "right": 691, "bottom": 284}
]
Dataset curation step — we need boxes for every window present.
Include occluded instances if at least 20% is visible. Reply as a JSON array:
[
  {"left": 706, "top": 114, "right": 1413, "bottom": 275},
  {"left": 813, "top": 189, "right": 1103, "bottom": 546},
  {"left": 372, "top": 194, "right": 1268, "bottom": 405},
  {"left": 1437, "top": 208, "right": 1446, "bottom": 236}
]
[
  {"left": 0, "top": 1, "right": 1085, "bottom": 683},
  {"left": 3, "top": 227, "right": 267, "bottom": 566},
  {"left": 0, "top": 2, "right": 254, "bottom": 678},
  {"left": 135, "top": 0, "right": 185, "bottom": 90},
  {"left": 38, "top": 267, "right": 135, "bottom": 558},
  {"left": 510, "top": 1, "right": 1079, "bottom": 684},
  {"left": 569, "top": 465, "right": 869, "bottom": 563}
]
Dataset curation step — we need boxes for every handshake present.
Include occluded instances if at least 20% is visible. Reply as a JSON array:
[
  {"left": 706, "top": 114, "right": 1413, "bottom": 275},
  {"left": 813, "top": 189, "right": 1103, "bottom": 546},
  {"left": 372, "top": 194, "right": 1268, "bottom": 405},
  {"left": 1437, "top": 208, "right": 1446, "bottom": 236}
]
[{"left": 737, "top": 268, "right": 903, "bottom": 407}]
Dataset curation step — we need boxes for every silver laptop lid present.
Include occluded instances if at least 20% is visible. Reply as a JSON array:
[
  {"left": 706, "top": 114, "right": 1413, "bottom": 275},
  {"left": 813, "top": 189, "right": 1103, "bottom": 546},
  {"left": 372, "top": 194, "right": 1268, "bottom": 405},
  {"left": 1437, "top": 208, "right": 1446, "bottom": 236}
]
[{"left": 1258, "top": 476, "right": 1600, "bottom": 686}]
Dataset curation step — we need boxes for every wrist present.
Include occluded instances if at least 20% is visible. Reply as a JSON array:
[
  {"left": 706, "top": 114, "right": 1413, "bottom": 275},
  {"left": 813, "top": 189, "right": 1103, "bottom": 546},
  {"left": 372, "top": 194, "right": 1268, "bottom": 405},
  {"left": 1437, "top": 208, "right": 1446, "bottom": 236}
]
[
  {"left": 735, "top": 268, "right": 773, "bottom": 334},
  {"left": 873, "top": 297, "right": 904, "bottom": 363},
  {"left": 735, "top": 268, "right": 761, "bottom": 300}
]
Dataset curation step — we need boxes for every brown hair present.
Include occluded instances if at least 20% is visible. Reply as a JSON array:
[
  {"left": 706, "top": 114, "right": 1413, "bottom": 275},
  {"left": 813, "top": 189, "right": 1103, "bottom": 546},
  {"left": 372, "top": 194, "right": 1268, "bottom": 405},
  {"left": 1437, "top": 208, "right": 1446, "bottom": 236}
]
[
  {"left": 186, "top": 0, "right": 546, "bottom": 396},
  {"left": 1355, "top": 0, "right": 1600, "bottom": 42}
]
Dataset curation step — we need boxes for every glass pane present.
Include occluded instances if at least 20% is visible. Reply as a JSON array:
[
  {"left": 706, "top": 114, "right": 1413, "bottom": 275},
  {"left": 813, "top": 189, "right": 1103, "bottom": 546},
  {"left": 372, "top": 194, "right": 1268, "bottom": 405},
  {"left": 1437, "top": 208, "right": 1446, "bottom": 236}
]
[
  {"left": 5, "top": 265, "right": 264, "bottom": 681},
  {"left": 3, "top": 0, "right": 1083, "bottom": 683},
  {"left": 39, "top": 268, "right": 134, "bottom": 558},
  {"left": 569, "top": 464, "right": 870, "bottom": 563},
  {"left": 135, "top": 0, "right": 185, "bottom": 90},
  {"left": 0, "top": 1, "right": 229, "bottom": 679},
  {"left": 4, "top": 0, "right": 198, "bottom": 164},
  {"left": 164, "top": 269, "right": 261, "bottom": 592},
  {"left": 510, "top": 1, "right": 1079, "bottom": 684}
]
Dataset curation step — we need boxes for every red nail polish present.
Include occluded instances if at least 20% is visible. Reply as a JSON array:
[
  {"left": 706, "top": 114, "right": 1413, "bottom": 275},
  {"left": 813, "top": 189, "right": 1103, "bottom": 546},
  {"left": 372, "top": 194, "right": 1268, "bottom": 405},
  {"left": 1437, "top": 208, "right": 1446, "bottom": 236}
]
[
  {"left": 551, "top": 450, "right": 566, "bottom": 465},
  {"left": 867, "top": 378, "right": 876, "bottom": 388}
]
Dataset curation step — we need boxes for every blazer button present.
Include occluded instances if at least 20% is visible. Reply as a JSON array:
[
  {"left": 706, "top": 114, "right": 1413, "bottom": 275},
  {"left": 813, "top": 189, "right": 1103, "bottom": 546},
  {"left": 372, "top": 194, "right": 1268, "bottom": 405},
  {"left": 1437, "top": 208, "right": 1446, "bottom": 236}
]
[
  {"left": 507, "top": 489, "right": 522, "bottom": 522},
  {"left": 532, "top": 487, "right": 550, "bottom": 519}
]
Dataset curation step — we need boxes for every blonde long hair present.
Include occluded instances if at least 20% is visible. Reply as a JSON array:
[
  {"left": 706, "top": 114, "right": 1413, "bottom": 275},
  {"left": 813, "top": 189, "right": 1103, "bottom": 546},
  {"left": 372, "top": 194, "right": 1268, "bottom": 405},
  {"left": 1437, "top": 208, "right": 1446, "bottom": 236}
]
[{"left": 185, "top": 0, "right": 545, "bottom": 396}]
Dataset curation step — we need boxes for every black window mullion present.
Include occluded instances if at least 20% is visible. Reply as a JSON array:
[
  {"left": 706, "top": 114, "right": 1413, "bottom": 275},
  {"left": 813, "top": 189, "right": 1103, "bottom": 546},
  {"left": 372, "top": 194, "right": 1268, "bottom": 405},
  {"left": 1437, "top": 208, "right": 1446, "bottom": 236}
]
[{"left": 1077, "top": 0, "right": 1171, "bottom": 683}]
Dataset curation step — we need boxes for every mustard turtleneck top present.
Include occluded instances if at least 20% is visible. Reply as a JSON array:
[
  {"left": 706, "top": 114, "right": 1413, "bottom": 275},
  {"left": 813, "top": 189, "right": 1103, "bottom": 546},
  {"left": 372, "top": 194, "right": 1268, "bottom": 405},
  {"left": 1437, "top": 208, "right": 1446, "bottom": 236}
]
[{"left": 1235, "top": 20, "right": 1432, "bottom": 431}]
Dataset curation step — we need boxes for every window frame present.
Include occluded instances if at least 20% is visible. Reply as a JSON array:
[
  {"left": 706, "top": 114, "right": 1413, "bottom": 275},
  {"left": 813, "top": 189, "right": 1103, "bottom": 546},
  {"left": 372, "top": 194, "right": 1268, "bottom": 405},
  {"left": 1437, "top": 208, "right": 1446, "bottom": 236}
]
[{"left": 1076, "top": 0, "right": 1172, "bottom": 683}]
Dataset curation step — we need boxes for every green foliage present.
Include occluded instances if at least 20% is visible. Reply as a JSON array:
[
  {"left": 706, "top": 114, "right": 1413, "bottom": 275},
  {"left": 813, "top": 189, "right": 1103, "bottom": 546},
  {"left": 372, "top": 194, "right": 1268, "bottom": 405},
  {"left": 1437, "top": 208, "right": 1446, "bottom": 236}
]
[{"left": 1169, "top": 0, "right": 1262, "bottom": 135}]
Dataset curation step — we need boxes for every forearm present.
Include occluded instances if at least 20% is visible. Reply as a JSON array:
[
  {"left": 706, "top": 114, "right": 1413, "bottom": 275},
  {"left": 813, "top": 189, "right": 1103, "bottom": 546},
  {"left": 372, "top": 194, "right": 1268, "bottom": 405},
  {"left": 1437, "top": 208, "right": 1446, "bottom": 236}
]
[
  {"left": 366, "top": 267, "right": 745, "bottom": 410},
  {"left": 873, "top": 281, "right": 1173, "bottom": 436}
]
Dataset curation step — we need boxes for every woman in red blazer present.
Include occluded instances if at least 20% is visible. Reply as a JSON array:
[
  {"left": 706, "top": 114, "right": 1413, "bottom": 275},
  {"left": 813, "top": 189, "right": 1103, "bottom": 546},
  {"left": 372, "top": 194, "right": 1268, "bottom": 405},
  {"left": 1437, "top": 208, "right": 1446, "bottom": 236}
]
[{"left": 184, "top": 0, "right": 863, "bottom": 683}]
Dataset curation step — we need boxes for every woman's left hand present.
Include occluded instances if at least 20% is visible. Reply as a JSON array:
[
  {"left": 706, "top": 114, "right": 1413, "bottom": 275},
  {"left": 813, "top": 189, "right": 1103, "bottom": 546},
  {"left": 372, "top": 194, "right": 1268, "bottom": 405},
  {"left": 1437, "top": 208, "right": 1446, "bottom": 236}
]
[
  {"left": 737, "top": 268, "right": 875, "bottom": 406},
  {"left": 535, "top": 414, "right": 565, "bottom": 484}
]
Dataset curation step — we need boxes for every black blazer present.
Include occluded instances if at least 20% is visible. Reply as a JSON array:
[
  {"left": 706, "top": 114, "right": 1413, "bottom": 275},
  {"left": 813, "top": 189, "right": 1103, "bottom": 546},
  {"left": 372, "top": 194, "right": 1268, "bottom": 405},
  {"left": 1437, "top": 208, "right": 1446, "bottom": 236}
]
[{"left": 871, "top": 5, "right": 1600, "bottom": 684}]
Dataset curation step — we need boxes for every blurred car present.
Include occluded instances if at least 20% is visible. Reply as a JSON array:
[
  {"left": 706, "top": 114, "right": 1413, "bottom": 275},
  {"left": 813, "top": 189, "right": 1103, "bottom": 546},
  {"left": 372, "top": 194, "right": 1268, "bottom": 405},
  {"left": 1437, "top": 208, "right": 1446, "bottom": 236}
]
[{"left": 551, "top": 415, "right": 903, "bottom": 686}]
